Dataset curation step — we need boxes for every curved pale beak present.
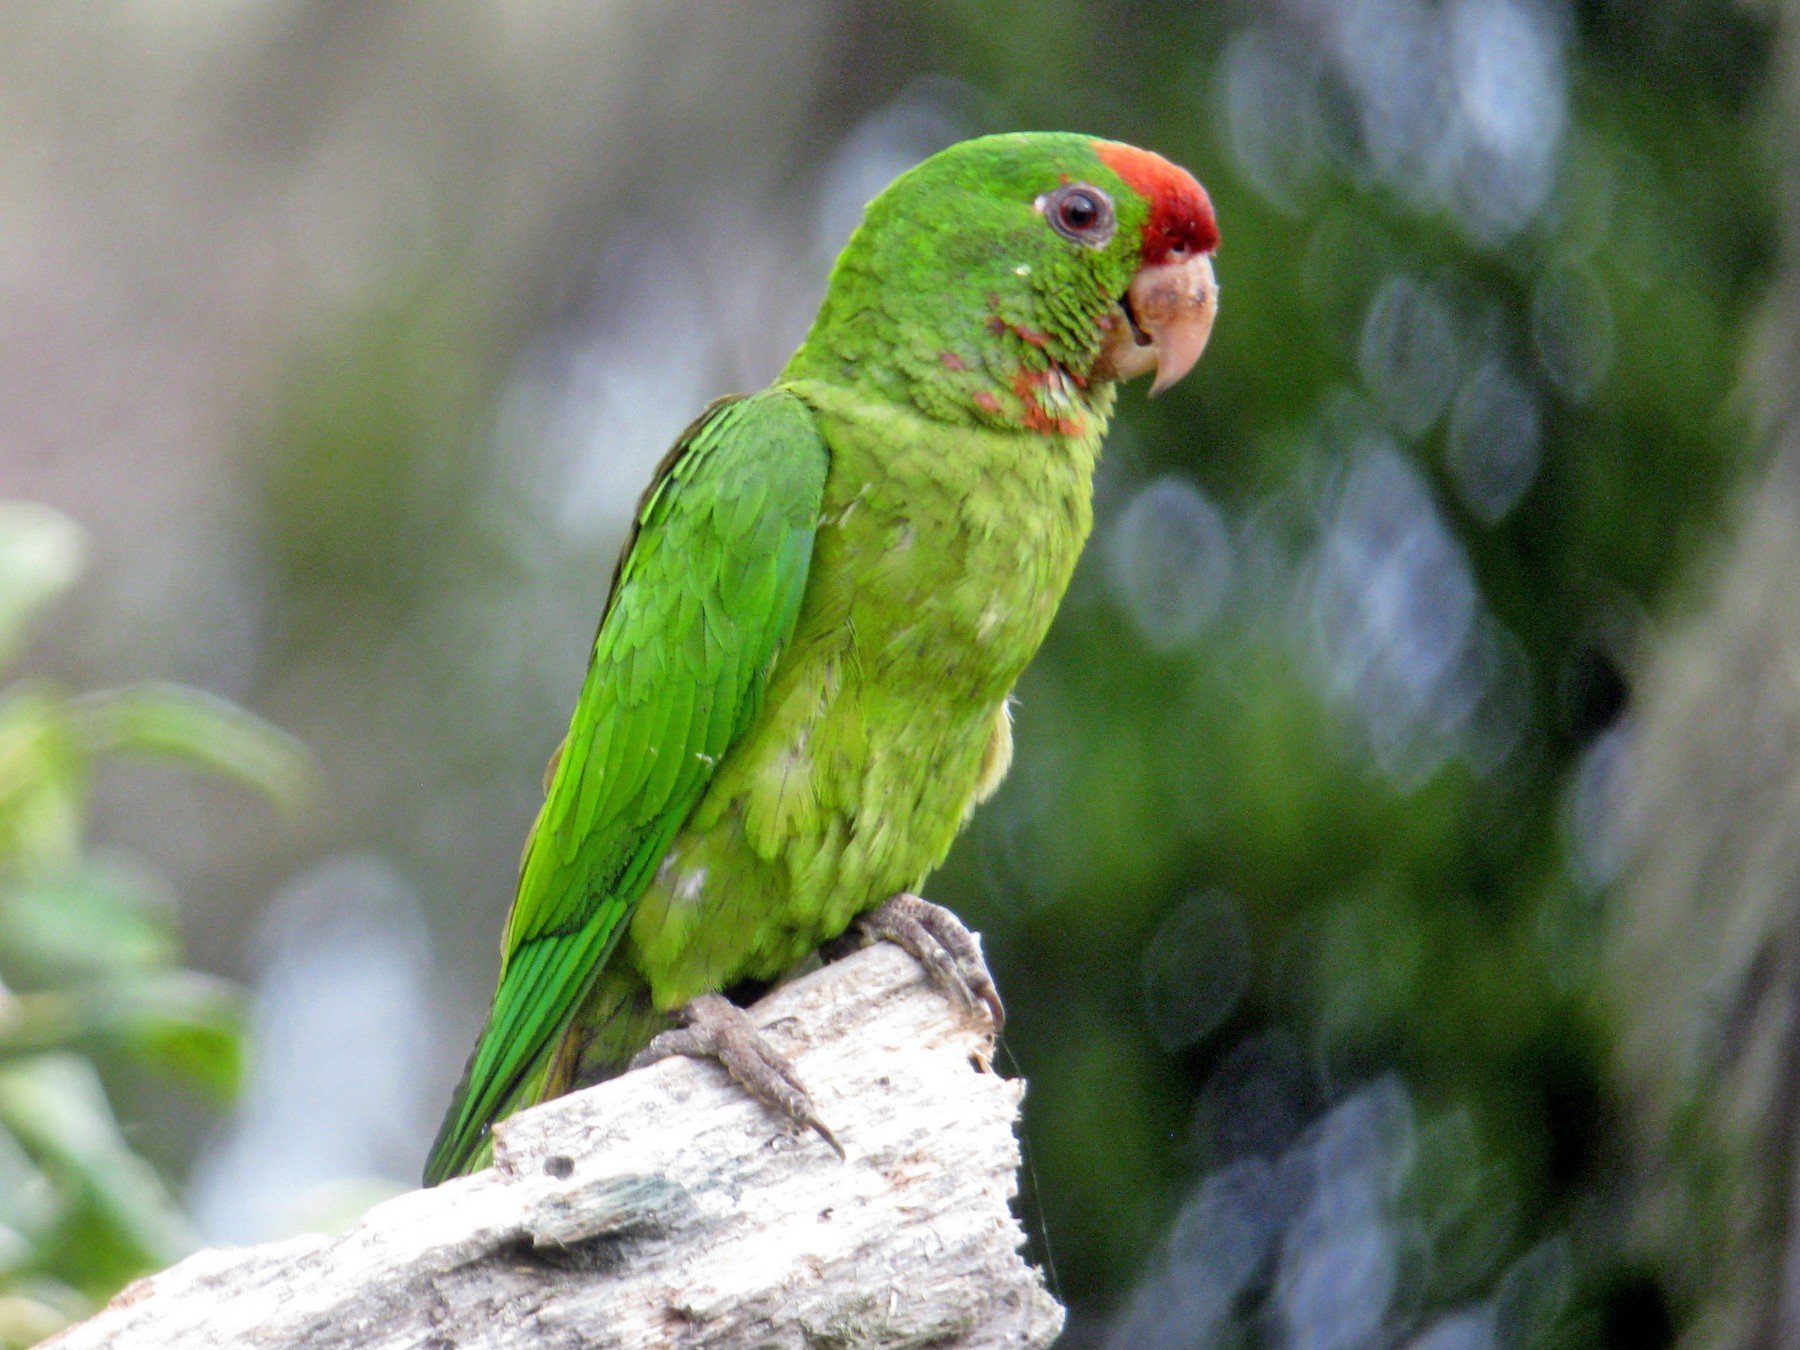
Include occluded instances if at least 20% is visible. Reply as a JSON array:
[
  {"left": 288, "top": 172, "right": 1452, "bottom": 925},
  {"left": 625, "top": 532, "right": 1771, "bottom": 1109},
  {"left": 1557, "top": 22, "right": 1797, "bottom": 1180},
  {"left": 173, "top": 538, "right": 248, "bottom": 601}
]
[{"left": 1090, "top": 253, "right": 1218, "bottom": 396}]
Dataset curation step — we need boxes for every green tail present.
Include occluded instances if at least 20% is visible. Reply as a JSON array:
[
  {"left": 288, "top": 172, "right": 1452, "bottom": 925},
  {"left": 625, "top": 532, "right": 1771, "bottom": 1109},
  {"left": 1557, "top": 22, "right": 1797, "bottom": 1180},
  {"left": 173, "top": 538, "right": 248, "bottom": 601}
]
[
  {"left": 423, "top": 1008, "right": 545, "bottom": 1184},
  {"left": 424, "top": 948, "right": 670, "bottom": 1184}
]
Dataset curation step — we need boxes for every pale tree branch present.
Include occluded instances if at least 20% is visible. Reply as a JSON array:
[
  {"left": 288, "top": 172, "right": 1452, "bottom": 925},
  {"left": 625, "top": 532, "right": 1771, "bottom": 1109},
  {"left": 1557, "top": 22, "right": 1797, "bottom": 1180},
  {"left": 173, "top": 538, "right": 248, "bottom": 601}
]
[{"left": 47, "top": 944, "right": 1063, "bottom": 1350}]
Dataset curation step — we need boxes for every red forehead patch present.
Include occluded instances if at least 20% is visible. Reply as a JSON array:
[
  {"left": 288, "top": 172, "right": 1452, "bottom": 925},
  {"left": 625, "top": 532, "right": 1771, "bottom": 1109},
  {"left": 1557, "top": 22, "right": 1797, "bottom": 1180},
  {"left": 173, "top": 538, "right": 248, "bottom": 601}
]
[{"left": 1093, "top": 142, "right": 1219, "bottom": 263}]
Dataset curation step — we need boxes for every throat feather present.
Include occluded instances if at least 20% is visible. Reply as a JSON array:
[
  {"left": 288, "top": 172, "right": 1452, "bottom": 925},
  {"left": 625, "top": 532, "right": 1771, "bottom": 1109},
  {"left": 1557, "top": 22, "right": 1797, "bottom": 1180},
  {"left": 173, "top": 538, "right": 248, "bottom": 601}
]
[{"left": 1009, "top": 360, "right": 1087, "bottom": 436}]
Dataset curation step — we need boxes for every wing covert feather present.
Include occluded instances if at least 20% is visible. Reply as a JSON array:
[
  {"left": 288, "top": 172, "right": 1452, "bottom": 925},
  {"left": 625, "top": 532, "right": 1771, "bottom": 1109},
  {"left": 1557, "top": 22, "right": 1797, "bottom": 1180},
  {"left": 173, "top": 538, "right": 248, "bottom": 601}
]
[{"left": 423, "top": 389, "right": 829, "bottom": 1183}]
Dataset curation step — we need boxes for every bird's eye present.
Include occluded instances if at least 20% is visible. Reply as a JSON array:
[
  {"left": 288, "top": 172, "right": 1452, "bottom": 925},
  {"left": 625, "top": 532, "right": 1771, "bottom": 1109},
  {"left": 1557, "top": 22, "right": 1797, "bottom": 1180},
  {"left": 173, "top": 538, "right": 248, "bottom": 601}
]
[
  {"left": 1060, "top": 193, "right": 1098, "bottom": 231},
  {"left": 1041, "top": 184, "right": 1115, "bottom": 247}
]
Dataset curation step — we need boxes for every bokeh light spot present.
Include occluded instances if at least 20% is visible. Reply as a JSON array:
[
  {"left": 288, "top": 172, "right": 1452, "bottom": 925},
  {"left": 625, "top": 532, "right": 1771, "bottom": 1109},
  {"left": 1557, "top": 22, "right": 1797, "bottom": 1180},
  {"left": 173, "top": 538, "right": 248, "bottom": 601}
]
[
  {"left": 1532, "top": 261, "right": 1616, "bottom": 400},
  {"left": 1303, "top": 440, "right": 1511, "bottom": 783},
  {"left": 1222, "top": 26, "right": 1329, "bottom": 215},
  {"left": 1192, "top": 1030, "right": 1324, "bottom": 1165},
  {"left": 1360, "top": 275, "right": 1462, "bottom": 439},
  {"left": 1141, "top": 891, "right": 1254, "bottom": 1053},
  {"left": 1446, "top": 358, "right": 1543, "bottom": 523},
  {"left": 1495, "top": 1235, "right": 1574, "bottom": 1346},
  {"left": 1107, "top": 476, "right": 1236, "bottom": 653},
  {"left": 1408, "top": 1306, "right": 1498, "bottom": 1350}
]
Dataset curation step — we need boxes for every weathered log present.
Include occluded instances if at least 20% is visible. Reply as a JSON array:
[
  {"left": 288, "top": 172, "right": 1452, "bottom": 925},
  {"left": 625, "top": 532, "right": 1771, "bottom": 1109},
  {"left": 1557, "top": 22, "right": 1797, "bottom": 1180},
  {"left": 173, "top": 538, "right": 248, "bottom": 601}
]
[{"left": 48, "top": 943, "right": 1063, "bottom": 1349}]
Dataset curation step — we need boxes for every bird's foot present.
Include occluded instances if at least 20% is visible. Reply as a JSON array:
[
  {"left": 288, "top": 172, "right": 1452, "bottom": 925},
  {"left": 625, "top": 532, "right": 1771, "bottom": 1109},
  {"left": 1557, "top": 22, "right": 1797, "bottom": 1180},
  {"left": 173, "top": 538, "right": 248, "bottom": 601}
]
[
  {"left": 629, "top": 992, "right": 843, "bottom": 1158},
  {"left": 842, "top": 892, "right": 1004, "bottom": 1031}
]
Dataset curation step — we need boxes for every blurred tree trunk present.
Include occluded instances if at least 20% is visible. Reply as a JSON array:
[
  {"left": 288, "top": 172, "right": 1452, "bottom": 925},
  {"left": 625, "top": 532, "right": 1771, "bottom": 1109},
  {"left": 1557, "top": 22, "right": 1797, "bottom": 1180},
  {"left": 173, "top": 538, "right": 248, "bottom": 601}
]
[{"left": 1608, "top": 7, "right": 1800, "bottom": 1347}]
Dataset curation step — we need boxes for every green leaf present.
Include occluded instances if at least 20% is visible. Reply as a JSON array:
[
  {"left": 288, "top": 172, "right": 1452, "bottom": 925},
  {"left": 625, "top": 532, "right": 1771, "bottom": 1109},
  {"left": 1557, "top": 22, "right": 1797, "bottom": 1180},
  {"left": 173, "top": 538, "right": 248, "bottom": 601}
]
[
  {"left": 0, "top": 505, "right": 84, "bottom": 672},
  {"left": 85, "top": 971, "right": 245, "bottom": 1102},
  {"left": 0, "top": 1279, "right": 86, "bottom": 1349},
  {"left": 0, "top": 867, "right": 177, "bottom": 984},
  {"left": 0, "top": 1055, "right": 195, "bottom": 1271},
  {"left": 0, "top": 1124, "right": 59, "bottom": 1250},
  {"left": 0, "top": 972, "right": 244, "bottom": 1102},
  {"left": 69, "top": 684, "right": 314, "bottom": 810},
  {"left": 0, "top": 989, "right": 78, "bottom": 1058},
  {"left": 0, "top": 691, "right": 85, "bottom": 869},
  {"left": 0, "top": 1226, "right": 35, "bottom": 1282}
]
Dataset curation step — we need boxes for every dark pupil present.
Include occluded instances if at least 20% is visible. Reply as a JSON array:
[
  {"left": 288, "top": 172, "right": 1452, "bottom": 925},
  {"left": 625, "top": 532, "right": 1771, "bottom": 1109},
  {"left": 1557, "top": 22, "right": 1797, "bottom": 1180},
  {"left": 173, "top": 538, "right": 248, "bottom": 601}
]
[{"left": 1061, "top": 193, "right": 1096, "bottom": 231}]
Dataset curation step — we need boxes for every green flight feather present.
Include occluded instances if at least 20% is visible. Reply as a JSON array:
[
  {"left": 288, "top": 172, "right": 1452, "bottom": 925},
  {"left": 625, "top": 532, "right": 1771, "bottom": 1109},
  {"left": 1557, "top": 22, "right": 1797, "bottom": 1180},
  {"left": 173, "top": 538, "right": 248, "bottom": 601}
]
[{"left": 423, "top": 391, "right": 828, "bottom": 1183}]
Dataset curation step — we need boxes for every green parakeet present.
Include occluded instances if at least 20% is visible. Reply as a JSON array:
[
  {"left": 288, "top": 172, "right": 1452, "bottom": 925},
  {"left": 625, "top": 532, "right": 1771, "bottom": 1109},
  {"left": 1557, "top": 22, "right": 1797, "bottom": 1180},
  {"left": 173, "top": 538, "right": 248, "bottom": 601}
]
[{"left": 425, "top": 131, "right": 1219, "bottom": 1184}]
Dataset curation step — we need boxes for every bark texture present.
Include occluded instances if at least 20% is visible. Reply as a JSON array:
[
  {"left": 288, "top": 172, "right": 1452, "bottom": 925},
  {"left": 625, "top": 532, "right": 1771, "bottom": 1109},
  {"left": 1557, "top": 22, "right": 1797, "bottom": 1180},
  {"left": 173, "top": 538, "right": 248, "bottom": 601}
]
[{"left": 47, "top": 944, "right": 1063, "bottom": 1350}]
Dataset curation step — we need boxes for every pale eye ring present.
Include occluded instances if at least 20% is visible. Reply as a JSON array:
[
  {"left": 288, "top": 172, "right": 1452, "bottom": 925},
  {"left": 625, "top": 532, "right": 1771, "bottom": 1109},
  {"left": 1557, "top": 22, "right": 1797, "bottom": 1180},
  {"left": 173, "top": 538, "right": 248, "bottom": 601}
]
[{"left": 1039, "top": 183, "right": 1116, "bottom": 248}]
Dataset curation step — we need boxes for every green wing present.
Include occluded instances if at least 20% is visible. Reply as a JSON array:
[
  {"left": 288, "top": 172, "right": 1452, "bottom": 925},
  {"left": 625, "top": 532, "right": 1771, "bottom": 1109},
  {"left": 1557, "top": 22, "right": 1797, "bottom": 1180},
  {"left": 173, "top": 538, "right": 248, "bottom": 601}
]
[{"left": 424, "top": 390, "right": 829, "bottom": 1184}]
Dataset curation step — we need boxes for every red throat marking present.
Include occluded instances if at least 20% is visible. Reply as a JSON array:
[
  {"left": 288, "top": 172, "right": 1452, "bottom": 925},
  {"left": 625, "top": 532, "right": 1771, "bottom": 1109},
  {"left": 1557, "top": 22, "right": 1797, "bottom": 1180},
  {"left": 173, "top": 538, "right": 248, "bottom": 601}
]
[{"left": 1093, "top": 142, "right": 1219, "bottom": 263}]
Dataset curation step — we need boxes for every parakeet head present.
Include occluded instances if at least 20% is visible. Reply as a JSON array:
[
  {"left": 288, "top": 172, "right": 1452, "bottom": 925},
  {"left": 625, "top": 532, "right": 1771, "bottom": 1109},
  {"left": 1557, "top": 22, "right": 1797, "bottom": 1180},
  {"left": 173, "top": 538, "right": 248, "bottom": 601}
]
[{"left": 784, "top": 131, "right": 1219, "bottom": 430}]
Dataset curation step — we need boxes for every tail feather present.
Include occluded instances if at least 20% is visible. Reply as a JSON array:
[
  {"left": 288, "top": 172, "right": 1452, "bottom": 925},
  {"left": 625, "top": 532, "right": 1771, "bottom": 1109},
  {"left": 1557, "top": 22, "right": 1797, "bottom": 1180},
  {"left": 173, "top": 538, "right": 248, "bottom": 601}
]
[
  {"left": 424, "top": 962, "right": 674, "bottom": 1185},
  {"left": 423, "top": 1017, "right": 549, "bottom": 1185},
  {"left": 424, "top": 924, "right": 617, "bottom": 1186}
]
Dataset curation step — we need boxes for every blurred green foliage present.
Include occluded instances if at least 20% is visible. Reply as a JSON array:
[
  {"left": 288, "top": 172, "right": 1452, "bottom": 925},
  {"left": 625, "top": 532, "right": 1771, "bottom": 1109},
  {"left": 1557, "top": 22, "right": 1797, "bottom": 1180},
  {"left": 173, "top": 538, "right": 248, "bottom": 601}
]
[
  {"left": 885, "top": 0, "right": 1778, "bottom": 1342},
  {"left": 0, "top": 503, "right": 305, "bottom": 1346}
]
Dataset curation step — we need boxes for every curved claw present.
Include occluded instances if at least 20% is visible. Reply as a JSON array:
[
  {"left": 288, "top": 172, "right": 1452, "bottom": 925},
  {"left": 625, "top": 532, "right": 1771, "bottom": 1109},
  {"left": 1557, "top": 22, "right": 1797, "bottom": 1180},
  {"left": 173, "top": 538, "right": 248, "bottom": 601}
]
[
  {"left": 857, "top": 893, "right": 1005, "bottom": 1032},
  {"left": 631, "top": 993, "right": 844, "bottom": 1158}
]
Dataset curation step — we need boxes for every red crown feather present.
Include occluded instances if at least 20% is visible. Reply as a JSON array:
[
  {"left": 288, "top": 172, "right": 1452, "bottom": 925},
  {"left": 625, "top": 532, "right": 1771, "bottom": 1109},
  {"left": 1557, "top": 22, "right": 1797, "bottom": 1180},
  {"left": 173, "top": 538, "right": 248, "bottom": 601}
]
[{"left": 1094, "top": 142, "right": 1219, "bottom": 263}]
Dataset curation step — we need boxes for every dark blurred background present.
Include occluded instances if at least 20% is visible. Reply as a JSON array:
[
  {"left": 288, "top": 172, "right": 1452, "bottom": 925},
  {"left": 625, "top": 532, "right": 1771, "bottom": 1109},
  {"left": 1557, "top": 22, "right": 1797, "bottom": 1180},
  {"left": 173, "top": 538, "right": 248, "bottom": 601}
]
[{"left": 0, "top": 1, "right": 1792, "bottom": 1346}]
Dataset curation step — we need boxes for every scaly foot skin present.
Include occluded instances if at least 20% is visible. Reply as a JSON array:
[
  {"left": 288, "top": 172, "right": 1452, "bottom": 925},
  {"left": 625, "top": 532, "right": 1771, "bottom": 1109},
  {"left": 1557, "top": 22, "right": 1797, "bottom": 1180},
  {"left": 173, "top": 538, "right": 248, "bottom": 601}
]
[
  {"left": 629, "top": 992, "right": 843, "bottom": 1157},
  {"left": 847, "top": 892, "right": 1005, "bottom": 1031}
]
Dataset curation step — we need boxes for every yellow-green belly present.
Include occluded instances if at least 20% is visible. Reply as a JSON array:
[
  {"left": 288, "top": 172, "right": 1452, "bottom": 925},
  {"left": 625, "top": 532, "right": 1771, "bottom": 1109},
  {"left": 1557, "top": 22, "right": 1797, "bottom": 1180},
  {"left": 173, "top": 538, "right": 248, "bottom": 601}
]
[{"left": 566, "top": 378, "right": 1106, "bottom": 1076}]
